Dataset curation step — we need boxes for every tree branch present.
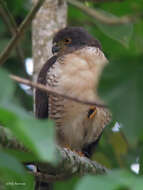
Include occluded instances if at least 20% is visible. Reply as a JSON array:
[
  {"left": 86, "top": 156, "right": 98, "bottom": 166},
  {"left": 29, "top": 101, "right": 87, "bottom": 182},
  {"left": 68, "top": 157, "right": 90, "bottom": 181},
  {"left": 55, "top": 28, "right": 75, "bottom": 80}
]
[
  {"left": 0, "top": 0, "right": 18, "bottom": 35},
  {"left": 66, "top": 0, "right": 133, "bottom": 24},
  {"left": 0, "top": 0, "right": 45, "bottom": 65},
  {"left": 0, "top": 0, "right": 28, "bottom": 76},
  {"left": 58, "top": 146, "right": 108, "bottom": 176},
  {"left": 35, "top": 147, "right": 108, "bottom": 183},
  {"left": 10, "top": 74, "right": 107, "bottom": 108},
  {"left": 0, "top": 126, "right": 108, "bottom": 183},
  {"left": 0, "top": 0, "right": 133, "bottom": 67}
]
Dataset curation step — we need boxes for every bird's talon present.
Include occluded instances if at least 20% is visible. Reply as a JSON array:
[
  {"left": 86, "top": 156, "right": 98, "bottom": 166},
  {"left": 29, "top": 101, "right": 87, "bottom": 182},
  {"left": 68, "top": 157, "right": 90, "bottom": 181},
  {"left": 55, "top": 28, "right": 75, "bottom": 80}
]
[
  {"left": 75, "top": 151, "right": 84, "bottom": 157},
  {"left": 64, "top": 145, "right": 84, "bottom": 157}
]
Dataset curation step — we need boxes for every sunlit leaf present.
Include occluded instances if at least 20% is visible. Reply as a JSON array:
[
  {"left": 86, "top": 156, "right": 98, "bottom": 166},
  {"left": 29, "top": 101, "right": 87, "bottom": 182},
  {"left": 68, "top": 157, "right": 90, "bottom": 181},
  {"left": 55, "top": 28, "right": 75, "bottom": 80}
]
[
  {"left": 109, "top": 132, "right": 128, "bottom": 156},
  {"left": 92, "top": 152, "right": 111, "bottom": 169}
]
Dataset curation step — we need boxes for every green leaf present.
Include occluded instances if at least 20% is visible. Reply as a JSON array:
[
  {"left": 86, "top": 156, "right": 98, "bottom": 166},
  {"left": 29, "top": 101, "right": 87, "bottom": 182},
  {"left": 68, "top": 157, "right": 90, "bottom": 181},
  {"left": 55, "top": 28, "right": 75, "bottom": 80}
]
[
  {"left": 4, "top": 149, "right": 37, "bottom": 162},
  {"left": 69, "top": 5, "right": 133, "bottom": 47},
  {"left": 75, "top": 170, "right": 143, "bottom": 190},
  {"left": 98, "top": 55, "right": 143, "bottom": 144},
  {"left": 0, "top": 69, "right": 56, "bottom": 162},
  {"left": 0, "top": 151, "right": 34, "bottom": 190},
  {"left": 54, "top": 177, "right": 79, "bottom": 190},
  {"left": 5, "top": 0, "right": 29, "bottom": 17},
  {"left": 94, "top": 9, "right": 133, "bottom": 47},
  {"left": 0, "top": 104, "right": 56, "bottom": 162}
]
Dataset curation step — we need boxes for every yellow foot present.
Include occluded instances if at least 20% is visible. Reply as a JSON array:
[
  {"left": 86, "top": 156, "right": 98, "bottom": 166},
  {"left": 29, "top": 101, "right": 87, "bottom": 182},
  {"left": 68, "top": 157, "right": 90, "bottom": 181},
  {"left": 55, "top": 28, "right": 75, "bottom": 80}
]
[
  {"left": 88, "top": 106, "right": 97, "bottom": 119},
  {"left": 64, "top": 144, "right": 72, "bottom": 150},
  {"left": 74, "top": 150, "right": 85, "bottom": 157},
  {"left": 64, "top": 145, "right": 84, "bottom": 157}
]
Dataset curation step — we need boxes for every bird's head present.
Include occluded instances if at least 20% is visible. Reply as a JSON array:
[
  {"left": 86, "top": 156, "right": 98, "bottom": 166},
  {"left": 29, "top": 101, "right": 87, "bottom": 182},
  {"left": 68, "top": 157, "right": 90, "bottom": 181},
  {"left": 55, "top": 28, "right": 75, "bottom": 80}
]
[{"left": 52, "top": 27, "right": 101, "bottom": 56}]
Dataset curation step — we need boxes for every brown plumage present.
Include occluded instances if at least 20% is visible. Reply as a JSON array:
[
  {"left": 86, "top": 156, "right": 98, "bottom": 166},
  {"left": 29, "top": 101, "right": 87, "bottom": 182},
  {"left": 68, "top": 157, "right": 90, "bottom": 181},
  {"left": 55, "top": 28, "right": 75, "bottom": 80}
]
[{"left": 35, "top": 27, "right": 111, "bottom": 157}]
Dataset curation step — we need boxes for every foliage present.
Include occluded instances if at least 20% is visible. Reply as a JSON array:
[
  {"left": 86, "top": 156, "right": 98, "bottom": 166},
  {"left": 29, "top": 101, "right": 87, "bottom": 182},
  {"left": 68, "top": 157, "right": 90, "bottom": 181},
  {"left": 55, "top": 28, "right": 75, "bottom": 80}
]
[
  {"left": 76, "top": 170, "right": 143, "bottom": 190},
  {"left": 98, "top": 55, "right": 143, "bottom": 144},
  {"left": 0, "top": 0, "right": 143, "bottom": 190}
]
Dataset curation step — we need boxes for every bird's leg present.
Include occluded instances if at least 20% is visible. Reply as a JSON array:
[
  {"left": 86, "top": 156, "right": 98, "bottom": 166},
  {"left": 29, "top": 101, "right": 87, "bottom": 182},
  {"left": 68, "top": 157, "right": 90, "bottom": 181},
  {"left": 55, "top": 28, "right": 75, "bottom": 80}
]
[
  {"left": 64, "top": 144, "right": 85, "bottom": 157},
  {"left": 64, "top": 144, "right": 72, "bottom": 150},
  {"left": 74, "top": 151, "right": 85, "bottom": 157},
  {"left": 87, "top": 106, "right": 97, "bottom": 119}
]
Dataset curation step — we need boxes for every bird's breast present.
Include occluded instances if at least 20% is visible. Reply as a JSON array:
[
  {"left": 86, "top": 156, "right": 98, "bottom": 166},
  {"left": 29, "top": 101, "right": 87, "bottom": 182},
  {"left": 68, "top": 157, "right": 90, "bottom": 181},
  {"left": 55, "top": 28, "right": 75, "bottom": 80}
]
[{"left": 46, "top": 47, "right": 110, "bottom": 150}]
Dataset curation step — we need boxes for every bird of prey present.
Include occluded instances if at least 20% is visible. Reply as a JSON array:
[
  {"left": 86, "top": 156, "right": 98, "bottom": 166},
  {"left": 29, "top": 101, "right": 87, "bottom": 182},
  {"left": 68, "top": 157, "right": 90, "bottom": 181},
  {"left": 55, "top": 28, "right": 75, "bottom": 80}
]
[{"left": 35, "top": 27, "right": 111, "bottom": 157}]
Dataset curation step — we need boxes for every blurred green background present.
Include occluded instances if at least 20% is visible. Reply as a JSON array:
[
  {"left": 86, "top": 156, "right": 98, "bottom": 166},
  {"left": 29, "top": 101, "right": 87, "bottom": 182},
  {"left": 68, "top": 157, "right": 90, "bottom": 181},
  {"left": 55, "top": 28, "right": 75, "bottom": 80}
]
[{"left": 0, "top": 0, "right": 143, "bottom": 189}]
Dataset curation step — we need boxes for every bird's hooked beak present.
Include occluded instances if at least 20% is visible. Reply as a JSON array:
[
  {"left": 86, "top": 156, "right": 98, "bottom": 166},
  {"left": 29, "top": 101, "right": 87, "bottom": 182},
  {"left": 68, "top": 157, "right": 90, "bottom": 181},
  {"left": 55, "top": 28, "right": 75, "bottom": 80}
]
[{"left": 52, "top": 43, "right": 60, "bottom": 54}]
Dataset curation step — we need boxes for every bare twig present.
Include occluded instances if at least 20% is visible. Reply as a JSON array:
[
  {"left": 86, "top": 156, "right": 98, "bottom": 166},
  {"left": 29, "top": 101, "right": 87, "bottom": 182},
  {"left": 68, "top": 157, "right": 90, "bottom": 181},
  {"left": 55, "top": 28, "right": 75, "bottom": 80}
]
[
  {"left": 0, "top": 1, "right": 17, "bottom": 35},
  {"left": 66, "top": 0, "right": 132, "bottom": 24},
  {"left": 0, "top": 0, "right": 132, "bottom": 67},
  {"left": 10, "top": 74, "right": 107, "bottom": 107},
  {"left": 0, "top": 0, "right": 45, "bottom": 65}
]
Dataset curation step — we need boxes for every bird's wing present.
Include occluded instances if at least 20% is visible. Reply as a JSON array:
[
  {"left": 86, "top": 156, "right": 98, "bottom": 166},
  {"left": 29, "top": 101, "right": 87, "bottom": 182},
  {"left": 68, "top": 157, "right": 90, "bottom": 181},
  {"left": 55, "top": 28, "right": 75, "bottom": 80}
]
[{"left": 35, "top": 56, "right": 57, "bottom": 119}]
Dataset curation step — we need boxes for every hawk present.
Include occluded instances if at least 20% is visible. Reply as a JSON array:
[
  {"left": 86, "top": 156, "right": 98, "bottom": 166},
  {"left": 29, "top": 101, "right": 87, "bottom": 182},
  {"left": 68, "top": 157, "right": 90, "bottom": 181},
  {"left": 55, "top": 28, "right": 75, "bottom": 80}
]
[{"left": 35, "top": 27, "right": 111, "bottom": 157}]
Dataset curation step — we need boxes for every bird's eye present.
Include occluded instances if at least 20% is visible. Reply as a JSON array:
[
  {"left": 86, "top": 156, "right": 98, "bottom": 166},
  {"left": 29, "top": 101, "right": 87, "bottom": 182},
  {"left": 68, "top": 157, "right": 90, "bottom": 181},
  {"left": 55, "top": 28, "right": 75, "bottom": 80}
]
[{"left": 63, "top": 38, "right": 72, "bottom": 44}]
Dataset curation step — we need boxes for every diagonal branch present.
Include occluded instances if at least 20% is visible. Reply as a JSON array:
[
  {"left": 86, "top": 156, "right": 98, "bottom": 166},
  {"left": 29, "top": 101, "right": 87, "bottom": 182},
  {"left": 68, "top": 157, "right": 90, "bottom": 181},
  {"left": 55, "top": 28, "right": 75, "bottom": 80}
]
[
  {"left": 66, "top": 0, "right": 133, "bottom": 24},
  {"left": 0, "top": 0, "right": 134, "bottom": 68},
  {"left": 57, "top": 146, "right": 108, "bottom": 175},
  {"left": 10, "top": 74, "right": 107, "bottom": 107},
  {"left": 35, "top": 147, "right": 108, "bottom": 183},
  {"left": 0, "top": 0, "right": 45, "bottom": 65}
]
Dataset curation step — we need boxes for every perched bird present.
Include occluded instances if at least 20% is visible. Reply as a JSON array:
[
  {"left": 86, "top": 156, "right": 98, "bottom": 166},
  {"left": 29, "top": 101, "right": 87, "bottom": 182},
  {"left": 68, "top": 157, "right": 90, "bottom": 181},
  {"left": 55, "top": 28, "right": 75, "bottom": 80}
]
[{"left": 35, "top": 27, "right": 111, "bottom": 158}]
